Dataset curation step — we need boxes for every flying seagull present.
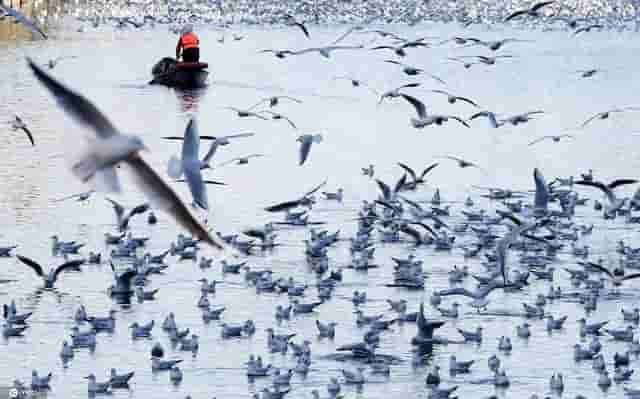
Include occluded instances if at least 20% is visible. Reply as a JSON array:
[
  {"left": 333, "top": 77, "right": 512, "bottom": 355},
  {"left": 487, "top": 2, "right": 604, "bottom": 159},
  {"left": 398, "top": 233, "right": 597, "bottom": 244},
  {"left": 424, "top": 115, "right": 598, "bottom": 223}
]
[
  {"left": 248, "top": 96, "right": 302, "bottom": 109},
  {"left": 265, "top": 180, "right": 327, "bottom": 212},
  {"left": 16, "top": 255, "right": 84, "bottom": 289},
  {"left": 26, "top": 58, "right": 224, "bottom": 249},
  {"left": 384, "top": 60, "right": 446, "bottom": 83},
  {"left": 378, "top": 83, "right": 420, "bottom": 103},
  {"left": 164, "top": 132, "right": 255, "bottom": 170},
  {"left": 575, "top": 178, "right": 638, "bottom": 218},
  {"left": 399, "top": 94, "right": 470, "bottom": 129},
  {"left": 580, "top": 108, "right": 640, "bottom": 128},
  {"left": 528, "top": 134, "right": 574, "bottom": 146},
  {"left": 297, "top": 134, "right": 323, "bottom": 165},
  {"left": 0, "top": 3, "right": 47, "bottom": 39},
  {"left": 168, "top": 118, "right": 209, "bottom": 210},
  {"left": 442, "top": 156, "right": 485, "bottom": 172},
  {"left": 430, "top": 90, "right": 478, "bottom": 107},
  {"left": 10, "top": 115, "right": 35, "bottom": 146},
  {"left": 397, "top": 162, "right": 438, "bottom": 189},
  {"left": 505, "top": 1, "right": 555, "bottom": 22},
  {"left": 283, "top": 14, "right": 310, "bottom": 38}
]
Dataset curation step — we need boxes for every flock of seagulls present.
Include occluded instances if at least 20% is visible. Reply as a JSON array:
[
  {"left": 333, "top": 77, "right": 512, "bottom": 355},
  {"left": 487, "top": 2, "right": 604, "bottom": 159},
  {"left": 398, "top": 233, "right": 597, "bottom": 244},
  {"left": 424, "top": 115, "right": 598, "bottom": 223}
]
[{"left": 4, "top": 1, "right": 640, "bottom": 399}]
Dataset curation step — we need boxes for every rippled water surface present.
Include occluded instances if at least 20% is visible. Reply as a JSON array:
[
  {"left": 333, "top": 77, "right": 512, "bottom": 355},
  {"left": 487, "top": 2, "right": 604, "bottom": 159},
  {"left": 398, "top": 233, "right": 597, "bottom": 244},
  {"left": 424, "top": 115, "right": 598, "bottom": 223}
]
[{"left": 2, "top": 22, "right": 640, "bottom": 399}]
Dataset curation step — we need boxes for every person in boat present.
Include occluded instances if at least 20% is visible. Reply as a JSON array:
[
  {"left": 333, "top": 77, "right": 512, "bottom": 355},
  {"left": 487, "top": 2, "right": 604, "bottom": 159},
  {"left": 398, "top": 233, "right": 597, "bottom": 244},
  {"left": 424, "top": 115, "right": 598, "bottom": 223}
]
[{"left": 176, "top": 24, "right": 200, "bottom": 63}]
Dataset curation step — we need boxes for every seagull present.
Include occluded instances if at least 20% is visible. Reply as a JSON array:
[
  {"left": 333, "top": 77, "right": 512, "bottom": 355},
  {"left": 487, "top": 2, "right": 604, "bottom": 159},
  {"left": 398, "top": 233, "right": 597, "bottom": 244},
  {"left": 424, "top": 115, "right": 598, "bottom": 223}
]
[
  {"left": 583, "top": 262, "right": 640, "bottom": 287},
  {"left": 54, "top": 190, "right": 95, "bottom": 203},
  {"left": 291, "top": 44, "right": 364, "bottom": 59},
  {"left": 573, "top": 24, "right": 604, "bottom": 35},
  {"left": 473, "top": 38, "right": 532, "bottom": 51},
  {"left": 26, "top": 59, "right": 224, "bottom": 249},
  {"left": 397, "top": 162, "right": 438, "bottom": 189},
  {"left": 442, "top": 156, "right": 485, "bottom": 172},
  {"left": 15, "top": 255, "right": 84, "bottom": 289},
  {"left": 504, "top": 1, "right": 555, "bottom": 22},
  {"left": 577, "top": 69, "right": 600, "bottom": 78},
  {"left": 10, "top": 115, "right": 35, "bottom": 146},
  {"left": 48, "top": 56, "right": 77, "bottom": 69},
  {"left": 259, "top": 49, "right": 296, "bottom": 59},
  {"left": 248, "top": 96, "right": 302, "bottom": 109},
  {"left": 223, "top": 106, "right": 269, "bottom": 120},
  {"left": 297, "top": 134, "right": 323, "bottom": 165},
  {"left": 500, "top": 111, "right": 544, "bottom": 126},
  {"left": 168, "top": 118, "right": 209, "bottom": 210},
  {"left": 528, "top": 134, "right": 574, "bottom": 146},
  {"left": 264, "top": 180, "right": 327, "bottom": 212},
  {"left": 217, "top": 154, "right": 264, "bottom": 167},
  {"left": 575, "top": 178, "right": 638, "bottom": 218},
  {"left": 430, "top": 90, "right": 478, "bottom": 107},
  {"left": 261, "top": 110, "right": 298, "bottom": 129},
  {"left": 283, "top": 14, "right": 310, "bottom": 38},
  {"left": 580, "top": 107, "right": 640, "bottom": 128},
  {"left": 371, "top": 39, "right": 428, "bottom": 57},
  {"left": 473, "top": 55, "right": 515, "bottom": 65},
  {"left": 333, "top": 76, "right": 378, "bottom": 95},
  {"left": 398, "top": 94, "right": 470, "bottom": 128},
  {"left": 0, "top": 3, "right": 47, "bottom": 39},
  {"left": 378, "top": 83, "right": 420, "bottom": 103},
  {"left": 384, "top": 60, "right": 446, "bottom": 83},
  {"left": 105, "top": 198, "right": 150, "bottom": 230},
  {"left": 164, "top": 132, "right": 255, "bottom": 171}
]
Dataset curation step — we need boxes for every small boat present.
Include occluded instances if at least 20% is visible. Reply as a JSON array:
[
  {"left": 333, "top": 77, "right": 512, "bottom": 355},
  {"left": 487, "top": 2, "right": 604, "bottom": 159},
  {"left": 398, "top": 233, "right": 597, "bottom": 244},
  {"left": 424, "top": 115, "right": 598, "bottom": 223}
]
[{"left": 150, "top": 57, "right": 208, "bottom": 89}]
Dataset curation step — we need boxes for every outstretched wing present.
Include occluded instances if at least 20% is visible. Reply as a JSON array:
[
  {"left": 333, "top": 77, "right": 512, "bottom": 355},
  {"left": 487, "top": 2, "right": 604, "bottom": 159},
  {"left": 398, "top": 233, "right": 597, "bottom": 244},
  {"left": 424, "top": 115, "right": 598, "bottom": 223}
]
[
  {"left": 27, "top": 59, "right": 118, "bottom": 139},
  {"left": 16, "top": 255, "right": 45, "bottom": 277},
  {"left": 53, "top": 259, "right": 85, "bottom": 281},
  {"left": 399, "top": 94, "right": 427, "bottom": 119},
  {"left": 397, "top": 162, "right": 417, "bottom": 182}
]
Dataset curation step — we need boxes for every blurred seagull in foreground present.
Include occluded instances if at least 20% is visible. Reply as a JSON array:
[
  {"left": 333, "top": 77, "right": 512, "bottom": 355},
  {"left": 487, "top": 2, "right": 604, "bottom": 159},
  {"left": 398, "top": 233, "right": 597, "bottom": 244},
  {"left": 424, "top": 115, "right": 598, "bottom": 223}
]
[{"left": 26, "top": 58, "right": 224, "bottom": 249}]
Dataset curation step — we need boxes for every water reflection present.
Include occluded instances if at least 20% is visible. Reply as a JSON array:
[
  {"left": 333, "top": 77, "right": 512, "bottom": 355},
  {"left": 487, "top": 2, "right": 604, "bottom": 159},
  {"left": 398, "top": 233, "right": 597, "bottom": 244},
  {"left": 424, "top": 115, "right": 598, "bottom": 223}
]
[{"left": 176, "top": 87, "right": 207, "bottom": 114}]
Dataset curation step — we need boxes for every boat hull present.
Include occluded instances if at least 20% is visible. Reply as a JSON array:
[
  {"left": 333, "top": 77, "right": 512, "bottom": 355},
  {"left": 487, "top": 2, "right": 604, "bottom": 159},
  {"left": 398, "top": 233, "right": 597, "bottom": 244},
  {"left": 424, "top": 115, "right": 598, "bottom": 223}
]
[{"left": 151, "top": 58, "right": 209, "bottom": 89}]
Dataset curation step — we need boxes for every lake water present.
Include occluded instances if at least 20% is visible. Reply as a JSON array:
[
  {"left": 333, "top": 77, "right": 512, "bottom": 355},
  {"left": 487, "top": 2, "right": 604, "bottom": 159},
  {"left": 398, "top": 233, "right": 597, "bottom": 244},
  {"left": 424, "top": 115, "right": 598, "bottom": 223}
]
[{"left": 1, "top": 20, "right": 640, "bottom": 399}]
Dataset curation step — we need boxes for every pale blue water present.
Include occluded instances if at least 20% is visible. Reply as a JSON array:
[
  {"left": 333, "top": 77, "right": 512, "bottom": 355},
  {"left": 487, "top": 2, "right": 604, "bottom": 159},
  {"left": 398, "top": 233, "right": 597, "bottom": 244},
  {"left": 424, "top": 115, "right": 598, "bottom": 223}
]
[{"left": 1, "top": 20, "right": 640, "bottom": 399}]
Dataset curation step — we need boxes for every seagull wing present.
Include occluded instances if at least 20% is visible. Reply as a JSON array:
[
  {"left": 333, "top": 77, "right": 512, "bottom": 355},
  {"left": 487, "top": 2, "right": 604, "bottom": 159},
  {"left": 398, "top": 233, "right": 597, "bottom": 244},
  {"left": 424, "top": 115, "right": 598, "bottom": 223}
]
[
  {"left": 583, "top": 262, "right": 615, "bottom": 279},
  {"left": 528, "top": 136, "right": 549, "bottom": 146},
  {"left": 265, "top": 200, "right": 303, "bottom": 213},
  {"left": 575, "top": 180, "right": 615, "bottom": 203},
  {"left": 399, "top": 94, "right": 427, "bottom": 119},
  {"left": 375, "top": 179, "right": 392, "bottom": 200},
  {"left": 531, "top": 1, "right": 555, "bottom": 12},
  {"left": 304, "top": 180, "right": 328, "bottom": 197},
  {"left": 394, "top": 174, "right": 407, "bottom": 193},
  {"left": 504, "top": 9, "right": 528, "bottom": 21},
  {"left": 534, "top": 168, "right": 549, "bottom": 212},
  {"left": 608, "top": 179, "right": 638, "bottom": 190},
  {"left": 16, "top": 255, "right": 45, "bottom": 277},
  {"left": 5, "top": 6, "right": 47, "bottom": 39},
  {"left": 123, "top": 157, "right": 222, "bottom": 248},
  {"left": 580, "top": 112, "right": 605, "bottom": 128},
  {"left": 27, "top": 58, "right": 118, "bottom": 139},
  {"left": 397, "top": 162, "right": 417, "bottom": 182},
  {"left": 53, "top": 259, "right": 85, "bottom": 281},
  {"left": 201, "top": 141, "right": 220, "bottom": 166},
  {"left": 621, "top": 273, "right": 640, "bottom": 282},
  {"left": 294, "top": 22, "right": 310, "bottom": 38},
  {"left": 181, "top": 118, "right": 200, "bottom": 162},
  {"left": 20, "top": 126, "right": 35, "bottom": 146},
  {"left": 298, "top": 137, "right": 312, "bottom": 165},
  {"left": 419, "top": 163, "right": 439, "bottom": 181},
  {"left": 449, "top": 116, "right": 471, "bottom": 128},
  {"left": 455, "top": 96, "right": 479, "bottom": 107}
]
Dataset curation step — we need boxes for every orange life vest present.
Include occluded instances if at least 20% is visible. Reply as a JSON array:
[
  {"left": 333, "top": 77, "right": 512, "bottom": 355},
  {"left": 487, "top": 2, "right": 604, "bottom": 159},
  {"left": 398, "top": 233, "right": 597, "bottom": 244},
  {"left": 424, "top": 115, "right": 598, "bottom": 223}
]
[{"left": 180, "top": 32, "right": 199, "bottom": 49}]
